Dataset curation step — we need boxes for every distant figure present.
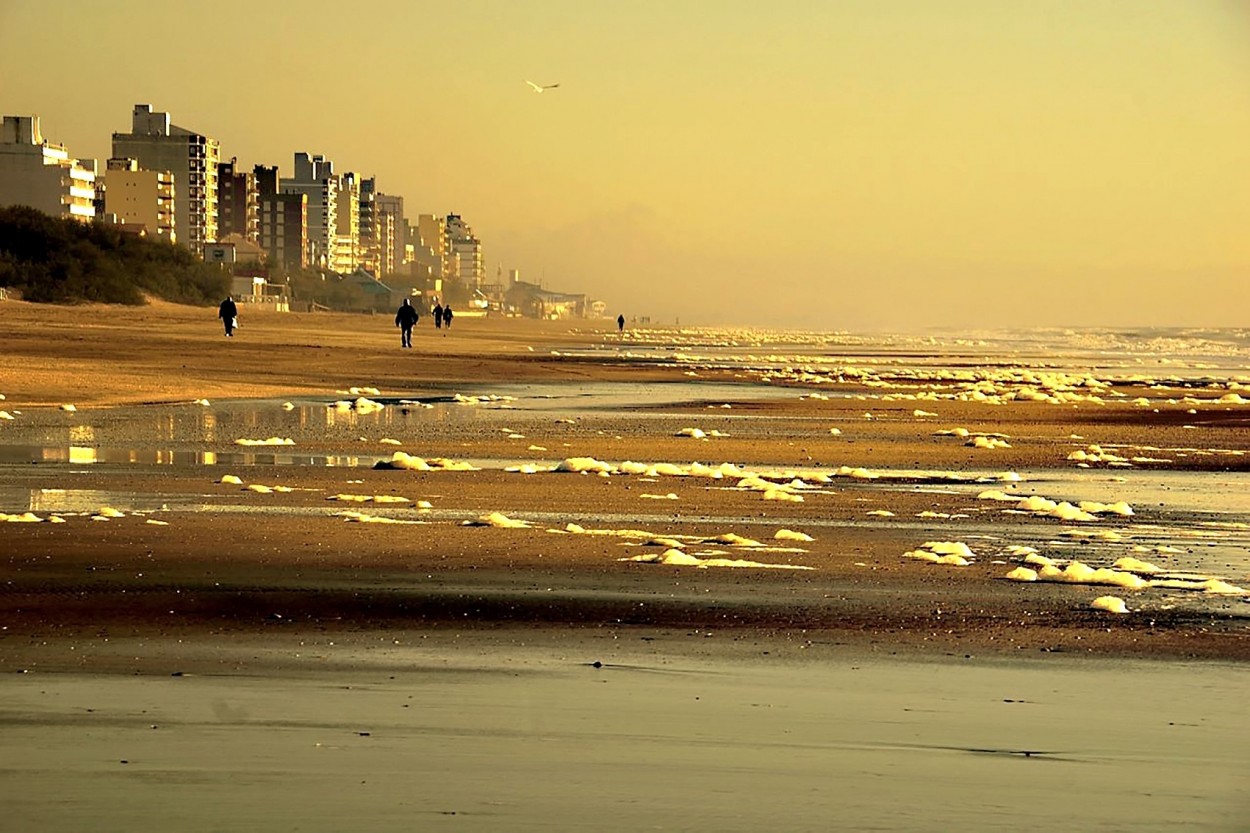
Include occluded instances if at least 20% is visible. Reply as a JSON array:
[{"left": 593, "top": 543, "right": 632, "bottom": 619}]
[
  {"left": 617, "top": 314, "right": 625, "bottom": 333},
  {"left": 395, "top": 298, "right": 419, "bottom": 348},
  {"left": 442, "top": 305, "right": 454, "bottom": 331},
  {"left": 433, "top": 302, "right": 443, "bottom": 329},
  {"left": 218, "top": 296, "right": 238, "bottom": 337}
]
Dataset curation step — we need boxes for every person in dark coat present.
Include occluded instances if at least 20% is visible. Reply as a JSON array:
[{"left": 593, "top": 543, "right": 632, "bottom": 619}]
[
  {"left": 441, "top": 305, "right": 453, "bottom": 331},
  {"left": 395, "top": 298, "right": 419, "bottom": 348},
  {"left": 218, "top": 296, "right": 238, "bottom": 337},
  {"left": 433, "top": 302, "right": 443, "bottom": 329},
  {"left": 617, "top": 314, "right": 625, "bottom": 333}
]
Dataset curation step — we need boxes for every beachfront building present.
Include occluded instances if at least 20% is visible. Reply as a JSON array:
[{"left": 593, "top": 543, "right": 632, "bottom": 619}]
[
  {"left": 280, "top": 153, "right": 337, "bottom": 269},
  {"left": 445, "top": 213, "right": 484, "bottom": 290},
  {"left": 359, "top": 177, "right": 399, "bottom": 277},
  {"left": 255, "top": 164, "right": 308, "bottom": 270},
  {"left": 217, "top": 159, "right": 258, "bottom": 244},
  {"left": 333, "top": 172, "right": 361, "bottom": 274},
  {"left": 374, "top": 192, "right": 406, "bottom": 277},
  {"left": 102, "top": 157, "right": 175, "bottom": 242},
  {"left": 111, "top": 104, "right": 219, "bottom": 253},
  {"left": 0, "top": 115, "right": 96, "bottom": 221}
]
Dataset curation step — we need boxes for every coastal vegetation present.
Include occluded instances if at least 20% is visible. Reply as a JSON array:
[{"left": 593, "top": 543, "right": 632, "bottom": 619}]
[{"left": 0, "top": 205, "right": 229, "bottom": 305}]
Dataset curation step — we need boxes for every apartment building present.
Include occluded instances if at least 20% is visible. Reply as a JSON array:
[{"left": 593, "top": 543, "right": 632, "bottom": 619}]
[
  {"left": 374, "top": 192, "right": 406, "bottom": 277},
  {"left": 217, "top": 159, "right": 258, "bottom": 243},
  {"left": 280, "top": 153, "right": 337, "bottom": 269},
  {"left": 333, "top": 172, "right": 360, "bottom": 274},
  {"left": 0, "top": 115, "right": 96, "bottom": 221},
  {"left": 445, "top": 213, "right": 484, "bottom": 289},
  {"left": 111, "top": 104, "right": 218, "bottom": 253},
  {"left": 255, "top": 164, "right": 308, "bottom": 270},
  {"left": 102, "top": 157, "right": 175, "bottom": 242}
]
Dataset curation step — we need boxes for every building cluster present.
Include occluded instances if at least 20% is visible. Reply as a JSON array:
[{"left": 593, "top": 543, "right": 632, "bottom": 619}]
[{"left": 0, "top": 105, "right": 603, "bottom": 318}]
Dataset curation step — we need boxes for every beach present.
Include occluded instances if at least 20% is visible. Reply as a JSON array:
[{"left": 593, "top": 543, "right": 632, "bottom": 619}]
[{"left": 1, "top": 300, "right": 1248, "bottom": 830}]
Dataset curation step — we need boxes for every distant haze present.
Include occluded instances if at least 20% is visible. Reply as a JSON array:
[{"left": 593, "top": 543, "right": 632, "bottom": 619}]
[{"left": 3, "top": 0, "right": 1247, "bottom": 330}]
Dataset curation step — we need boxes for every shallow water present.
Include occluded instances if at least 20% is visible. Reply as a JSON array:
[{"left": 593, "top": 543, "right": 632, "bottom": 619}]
[{"left": 1, "top": 647, "right": 1247, "bottom": 832}]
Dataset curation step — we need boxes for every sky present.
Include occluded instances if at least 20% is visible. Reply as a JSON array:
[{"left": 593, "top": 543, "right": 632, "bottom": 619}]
[{"left": 2, "top": 0, "right": 1248, "bottom": 330}]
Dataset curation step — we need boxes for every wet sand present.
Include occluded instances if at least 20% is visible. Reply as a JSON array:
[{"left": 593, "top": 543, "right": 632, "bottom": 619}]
[{"left": 2, "top": 300, "right": 1249, "bottom": 830}]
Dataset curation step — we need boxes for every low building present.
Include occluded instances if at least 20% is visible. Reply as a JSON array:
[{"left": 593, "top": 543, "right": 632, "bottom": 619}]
[
  {"left": 0, "top": 115, "right": 96, "bottom": 221},
  {"left": 505, "top": 279, "right": 587, "bottom": 320}
]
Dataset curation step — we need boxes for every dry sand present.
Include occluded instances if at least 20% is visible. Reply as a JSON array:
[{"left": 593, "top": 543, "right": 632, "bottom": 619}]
[{"left": 1, "top": 300, "right": 1248, "bottom": 830}]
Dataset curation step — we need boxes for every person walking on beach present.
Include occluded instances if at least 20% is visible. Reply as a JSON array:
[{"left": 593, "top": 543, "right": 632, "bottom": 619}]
[
  {"left": 218, "top": 295, "right": 238, "bottom": 337},
  {"left": 442, "top": 305, "right": 453, "bottom": 331},
  {"left": 433, "top": 301, "right": 443, "bottom": 330},
  {"left": 617, "top": 314, "right": 625, "bottom": 333},
  {"left": 395, "top": 298, "right": 419, "bottom": 348}
]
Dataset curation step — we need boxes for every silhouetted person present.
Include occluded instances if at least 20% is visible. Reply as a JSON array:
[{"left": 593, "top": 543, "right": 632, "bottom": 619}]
[
  {"left": 617, "top": 314, "right": 625, "bottom": 333},
  {"left": 433, "top": 302, "right": 443, "bottom": 329},
  {"left": 218, "top": 296, "right": 238, "bottom": 337},
  {"left": 442, "top": 305, "right": 453, "bottom": 331},
  {"left": 395, "top": 298, "right": 419, "bottom": 348}
]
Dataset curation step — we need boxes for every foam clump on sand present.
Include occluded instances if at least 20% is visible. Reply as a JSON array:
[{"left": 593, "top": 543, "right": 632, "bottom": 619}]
[
  {"left": 1079, "top": 500, "right": 1134, "bottom": 516},
  {"left": 1067, "top": 445, "right": 1130, "bottom": 466},
  {"left": 554, "top": 456, "right": 616, "bottom": 474},
  {"left": 97, "top": 506, "right": 125, "bottom": 518},
  {"left": 775, "top": 529, "right": 815, "bottom": 542},
  {"left": 218, "top": 475, "right": 244, "bottom": 485},
  {"left": 379, "top": 438, "right": 402, "bottom": 445},
  {"left": 903, "top": 541, "right": 975, "bottom": 566},
  {"left": 1091, "top": 596, "right": 1129, "bottom": 614},
  {"left": 867, "top": 509, "right": 895, "bottom": 517},
  {"left": 1038, "top": 561, "right": 1148, "bottom": 589},
  {"left": 969, "top": 436, "right": 1011, "bottom": 449},
  {"left": 622, "top": 548, "right": 813, "bottom": 570},
  {"left": 640, "top": 493, "right": 679, "bottom": 500},
  {"left": 194, "top": 399, "right": 210, "bottom": 406},
  {"left": 60, "top": 404, "right": 77, "bottom": 412},
  {"left": 1, "top": 512, "right": 44, "bottom": 523},
  {"left": 374, "top": 452, "right": 479, "bottom": 471},
  {"left": 1005, "top": 567, "right": 1038, "bottom": 582},
  {"left": 328, "top": 494, "right": 410, "bottom": 504},
  {"left": 338, "top": 510, "right": 422, "bottom": 525},
  {"left": 464, "top": 512, "right": 530, "bottom": 528},
  {"left": 235, "top": 437, "right": 295, "bottom": 446},
  {"left": 0, "top": 410, "right": 14, "bottom": 420}
]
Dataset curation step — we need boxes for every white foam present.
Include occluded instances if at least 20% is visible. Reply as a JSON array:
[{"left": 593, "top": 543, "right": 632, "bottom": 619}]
[
  {"left": 235, "top": 437, "right": 295, "bottom": 446},
  {"left": 464, "top": 512, "right": 530, "bottom": 528},
  {"left": 60, "top": 404, "right": 76, "bottom": 412},
  {"left": 621, "top": 548, "right": 813, "bottom": 570},
  {"left": 218, "top": 475, "right": 244, "bottom": 485},
  {"left": 775, "top": 529, "right": 815, "bottom": 542},
  {"left": 640, "top": 493, "right": 679, "bottom": 500},
  {"left": 1, "top": 512, "right": 43, "bottom": 523},
  {"left": 1091, "top": 595, "right": 1129, "bottom": 614}
]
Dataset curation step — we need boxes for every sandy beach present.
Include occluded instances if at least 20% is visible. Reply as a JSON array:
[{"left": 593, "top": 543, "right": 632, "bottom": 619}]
[{"left": 2, "top": 300, "right": 1248, "bottom": 830}]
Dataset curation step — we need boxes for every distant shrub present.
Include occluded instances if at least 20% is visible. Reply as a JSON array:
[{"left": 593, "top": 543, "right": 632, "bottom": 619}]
[{"left": 0, "top": 205, "right": 229, "bottom": 305}]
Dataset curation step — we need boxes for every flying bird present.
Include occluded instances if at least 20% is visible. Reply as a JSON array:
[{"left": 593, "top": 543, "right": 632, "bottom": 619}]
[{"left": 526, "top": 80, "right": 560, "bottom": 93}]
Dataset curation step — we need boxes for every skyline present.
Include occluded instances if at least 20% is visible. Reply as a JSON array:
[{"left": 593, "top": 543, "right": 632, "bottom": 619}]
[{"left": 2, "top": 0, "right": 1248, "bottom": 330}]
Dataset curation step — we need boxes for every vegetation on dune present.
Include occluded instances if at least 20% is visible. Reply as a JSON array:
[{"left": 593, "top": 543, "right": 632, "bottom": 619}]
[{"left": 0, "top": 205, "right": 230, "bottom": 305}]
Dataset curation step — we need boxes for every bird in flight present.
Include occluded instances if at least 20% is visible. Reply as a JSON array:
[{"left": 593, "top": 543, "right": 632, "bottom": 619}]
[{"left": 526, "top": 80, "right": 560, "bottom": 93}]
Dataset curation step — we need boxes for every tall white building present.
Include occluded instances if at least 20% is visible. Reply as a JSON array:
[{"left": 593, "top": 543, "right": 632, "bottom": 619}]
[
  {"left": 281, "top": 153, "right": 338, "bottom": 269},
  {"left": 374, "top": 191, "right": 406, "bottom": 277},
  {"left": 445, "top": 213, "right": 484, "bottom": 290},
  {"left": 0, "top": 115, "right": 96, "bottom": 221},
  {"left": 333, "top": 172, "right": 360, "bottom": 274},
  {"left": 111, "top": 104, "right": 218, "bottom": 252}
]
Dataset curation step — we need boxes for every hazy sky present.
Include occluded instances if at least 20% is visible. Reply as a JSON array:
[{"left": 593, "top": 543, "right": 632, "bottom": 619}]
[{"left": 3, "top": 0, "right": 1247, "bottom": 330}]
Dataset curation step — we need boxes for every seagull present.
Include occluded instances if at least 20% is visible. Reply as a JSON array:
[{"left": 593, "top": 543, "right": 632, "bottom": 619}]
[{"left": 526, "top": 80, "right": 560, "bottom": 93}]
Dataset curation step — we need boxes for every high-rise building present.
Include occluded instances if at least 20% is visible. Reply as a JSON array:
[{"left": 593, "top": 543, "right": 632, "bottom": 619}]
[
  {"left": 333, "top": 172, "right": 360, "bottom": 274},
  {"left": 374, "top": 192, "right": 406, "bottom": 277},
  {"left": 111, "top": 104, "right": 219, "bottom": 252},
  {"left": 217, "top": 159, "right": 258, "bottom": 243},
  {"left": 280, "top": 153, "right": 339, "bottom": 269},
  {"left": 359, "top": 178, "right": 401, "bottom": 277},
  {"left": 103, "top": 157, "right": 175, "bottom": 242},
  {"left": 445, "top": 213, "right": 484, "bottom": 290},
  {"left": 0, "top": 115, "right": 96, "bottom": 221},
  {"left": 255, "top": 164, "right": 308, "bottom": 270}
]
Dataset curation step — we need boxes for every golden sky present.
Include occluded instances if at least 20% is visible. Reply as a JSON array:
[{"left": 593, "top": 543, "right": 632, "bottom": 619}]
[{"left": 3, "top": 0, "right": 1247, "bottom": 329}]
